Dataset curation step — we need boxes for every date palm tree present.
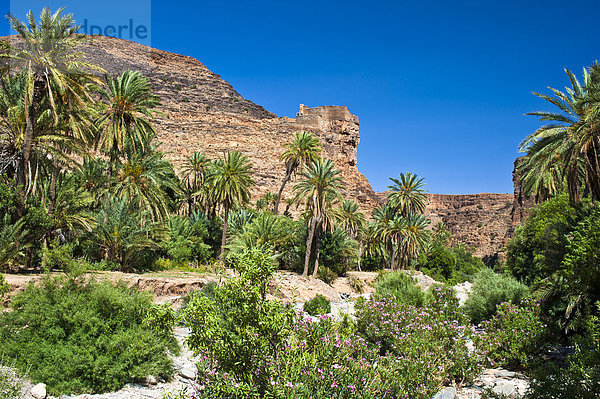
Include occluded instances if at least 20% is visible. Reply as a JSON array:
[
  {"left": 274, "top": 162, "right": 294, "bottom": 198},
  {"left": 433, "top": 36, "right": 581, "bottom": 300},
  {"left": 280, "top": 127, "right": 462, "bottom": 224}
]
[
  {"left": 333, "top": 199, "right": 366, "bottom": 270},
  {"left": 207, "top": 151, "right": 255, "bottom": 259},
  {"left": 398, "top": 212, "right": 431, "bottom": 269},
  {"left": 111, "top": 146, "right": 178, "bottom": 221},
  {"left": 521, "top": 63, "right": 600, "bottom": 202},
  {"left": 372, "top": 203, "right": 395, "bottom": 268},
  {"left": 274, "top": 131, "right": 321, "bottom": 214},
  {"left": 5, "top": 8, "right": 101, "bottom": 214},
  {"left": 96, "top": 70, "right": 161, "bottom": 173},
  {"left": 387, "top": 172, "right": 428, "bottom": 216},
  {"left": 293, "top": 158, "right": 342, "bottom": 277}
]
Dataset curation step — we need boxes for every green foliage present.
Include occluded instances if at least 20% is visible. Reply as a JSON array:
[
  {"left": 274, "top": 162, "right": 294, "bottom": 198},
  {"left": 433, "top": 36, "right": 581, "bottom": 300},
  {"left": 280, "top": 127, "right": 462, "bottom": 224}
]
[
  {"left": 0, "top": 214, "right": 29, "bottom": 272},
  {"left": 318, "top": 229, "right": 358, "bottom": 277},
  {"left": 0, "top": 365, "right": 23, "bottom": 399},
  {"left": 506, "top": 195, "right": 593, "bottom": 285},
  {"left": 303, "top": 294, "right": 331, "bottom": 316},
  {"left": 373, "top": 271, "right": 430, "bottom": 307},
  {"left": 165, "top": 215, "right": 211, "bottom": 264},
  {"left": 348, "top": 275, "right": 365, "bottom": 293},
  {"left": 0, "top": 275, "right": 8, "bottom": 300},
  {"left": 527, "top": 302, "right": 600, "bottom": 398},
  {"left": 229, "top": 212, "right": 301, "bottom": 269},
  {"left": 182, "top": 248, "right": 295, "bottom": 394},
  {"left": 474, "top": 298, "right": 545, "bottom": 369},
  {"left": 0, "top": 277, "right": 178, "bottom": 395},
  {"left": 420, "top": 243, "right": 484, "bottom": 284},
  {"left": 540, "top": 207, "right": 600, "bottom": 332},
  {"left": 506, "top": 196, "right": 600, "bottom": 333},
  {"left": 91, "top": 197, "right": 165, "bottom": 272},
  {"left": 463, "top": 268, "right": 529, "bottom": 324}
]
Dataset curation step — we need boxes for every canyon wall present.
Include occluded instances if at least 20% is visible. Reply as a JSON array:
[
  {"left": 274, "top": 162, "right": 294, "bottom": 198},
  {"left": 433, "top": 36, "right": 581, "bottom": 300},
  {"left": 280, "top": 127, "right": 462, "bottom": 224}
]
[{"left": 4, "top": 35, "right": 528, "bottom": 258}]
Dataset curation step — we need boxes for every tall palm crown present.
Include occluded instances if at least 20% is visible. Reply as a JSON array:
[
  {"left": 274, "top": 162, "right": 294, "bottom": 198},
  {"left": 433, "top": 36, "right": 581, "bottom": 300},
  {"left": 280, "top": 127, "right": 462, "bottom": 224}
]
[
  {"left": 97, "top": 70, "right": 161, "bottom": 163},
  {"left": 521, "top": 64, "right": 600, "bottom": 202},
  {"left": 293, "top": 158, "right": 343, "bottom": 276},
  {"left": 112, "top": 148, "right": 178, "bottom": 221},
  {"left": 207, "top": 151, "right": 255, "bottom": 258},
  {"left": 333, "top": 199, "right": 366, "bottom": 239},
  {"left": 398, "top": 212, "right": 431, "bottom": 269},
  {"left": 274, "top": 131, "right": 321, "bottom": 214},
  {"left": 294, "top": 158, "right": 343, "bottom": 224},
  {"left": 387, "top": 172, "right": 428, "bottom": 216},
  {"left": 4, "top": 8, "right": 101, "bottom": 213},
  {"left": 181, "top": 152, "right": 210, "bottom": 190}
]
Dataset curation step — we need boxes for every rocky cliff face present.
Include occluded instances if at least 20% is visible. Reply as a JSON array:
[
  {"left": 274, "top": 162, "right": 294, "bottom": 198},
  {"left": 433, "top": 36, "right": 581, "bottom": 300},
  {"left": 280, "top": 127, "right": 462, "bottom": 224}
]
[
  {"left": 68, "top": 36, "right": 380, "bottom": 211},
  {"left": 4, "top": 35, "right": 528, "bottom": 258}
]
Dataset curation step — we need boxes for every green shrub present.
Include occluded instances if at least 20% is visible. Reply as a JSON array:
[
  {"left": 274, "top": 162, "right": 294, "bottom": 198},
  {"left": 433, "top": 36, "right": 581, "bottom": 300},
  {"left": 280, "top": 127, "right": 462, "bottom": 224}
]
[
  {"left": 463, "top": 268, "right": 529, "bottom": 324},
  {"left": 474, "top": 298, "right": 545, "bottom": 369},
  {"left": 317, "top": 266, "right": 337, "bottom": 284},
  {"left": 420, "top": 243, "right": 484, "bottom": 284},
  {"left": 527, "top": 302, "right": 600, "bottom": 398},
  {"left": 0, "top": 277, "right": 178, "bottom": 395},
  {"left": 181, "top": 248, "right": 296, "bottom": 395},
  {"left": 303, "top": 294, "right": 331, "bottom": 316},
  {"left": 318, "top": 229, "right": 358, "bottom": 277},
  {"left": 505, "top": 194, "right": 594, "bottom": 285},
  {"left": 0, "top": 365, "right": 22, "bottom": 399},
  {"left": 348, "top": 275, "right": 365, "bottom": 293},
  {"left": 0, "top": 275, "right": 9, "bottom": 300},
  {"left": 373, "top": 271, "right": 429, "bottom": 307}
]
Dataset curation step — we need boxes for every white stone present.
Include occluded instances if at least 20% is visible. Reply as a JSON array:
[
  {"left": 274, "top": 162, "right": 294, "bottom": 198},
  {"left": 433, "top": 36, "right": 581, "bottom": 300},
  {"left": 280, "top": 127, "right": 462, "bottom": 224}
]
[
  {"left": 433, "top": 386, "right": 457, "bottom": 399},
  {"left": 179, "top": 367, "right": 196, "bottom": 380},
  {"left": 30, "top": 383, "right": 47, "bottom": 399}
]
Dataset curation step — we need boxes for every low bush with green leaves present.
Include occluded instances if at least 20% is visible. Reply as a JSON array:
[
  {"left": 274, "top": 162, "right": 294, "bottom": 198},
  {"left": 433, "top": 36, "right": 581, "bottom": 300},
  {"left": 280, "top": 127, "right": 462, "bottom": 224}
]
[
  {"left": 181, "top": 248, "right": 296, "bottom": 396},
  {"left": 0, "top": 365, "right": 22, "bottom": 399},
  {"left": 474, "top": 298, "right": 545, "bottom": 369},
  {"left": 0, "top": 276, "right": 178, "bottom": 395},
  {"left": 526, "top": 302, "right": 600, "bottom": 398},
  {"left": 303, "top": 294, "right": 331, "bottom": 316},
  {"left": 373, "top": 270, "right": 430, "bottom": 307},
  {"left": 0, "top": 275, "right": 9, "bottom": 300},
  {"left": 463, "top": 268, "right": 529, "bottom": 324}
]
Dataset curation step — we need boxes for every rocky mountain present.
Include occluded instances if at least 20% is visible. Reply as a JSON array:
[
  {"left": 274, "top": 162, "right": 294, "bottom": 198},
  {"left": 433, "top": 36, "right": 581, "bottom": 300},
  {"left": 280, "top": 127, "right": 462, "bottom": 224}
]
[{"left": 4, "top": 35, "right": 529, "bottom": 258}]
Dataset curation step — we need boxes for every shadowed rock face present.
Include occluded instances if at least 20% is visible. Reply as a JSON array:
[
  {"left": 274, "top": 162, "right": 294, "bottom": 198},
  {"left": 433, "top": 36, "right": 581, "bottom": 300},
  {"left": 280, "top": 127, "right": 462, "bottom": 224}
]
[{"left": 1, "top": 35, "right": 529, "bottom": 258}]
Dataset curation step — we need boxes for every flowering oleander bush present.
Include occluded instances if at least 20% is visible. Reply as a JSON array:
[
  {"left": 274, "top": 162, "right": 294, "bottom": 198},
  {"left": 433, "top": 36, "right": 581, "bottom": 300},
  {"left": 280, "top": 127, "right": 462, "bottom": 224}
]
[
  {"left": 357, "top": 286, "right": 481, "bottom": 386},
  {"left": 474, "top": 298, "right": 545, "bottom": 369},
  {"left": 183, "top": 250, "right": 481, "bottom": 398},
  {"left": 303, "top": 294, "right": 331, "bottom": 316}
]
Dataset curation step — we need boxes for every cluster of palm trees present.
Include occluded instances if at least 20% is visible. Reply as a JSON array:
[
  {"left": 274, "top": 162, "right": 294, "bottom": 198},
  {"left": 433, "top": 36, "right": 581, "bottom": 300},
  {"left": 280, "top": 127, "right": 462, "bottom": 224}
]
[
  {"left": 519, "top": 62, "right": 600, "bottom": 203},
  {"left": 0, "top": 7, "right": 436, "bottom": 277}
]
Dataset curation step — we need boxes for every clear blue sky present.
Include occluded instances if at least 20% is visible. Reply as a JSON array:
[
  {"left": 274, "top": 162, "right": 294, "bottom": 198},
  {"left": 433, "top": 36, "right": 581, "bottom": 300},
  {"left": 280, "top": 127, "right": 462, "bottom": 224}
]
[{"left": 4, "top": 0, "right": 600, "bottom": 194}]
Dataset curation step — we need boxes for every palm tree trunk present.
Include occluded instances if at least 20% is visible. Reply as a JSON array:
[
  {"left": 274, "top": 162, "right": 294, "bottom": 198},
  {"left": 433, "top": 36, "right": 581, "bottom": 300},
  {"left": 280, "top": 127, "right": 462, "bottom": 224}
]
[
  {"left": 49, "top": 158, "right": 59, "bottom": 215},
  {"left": 303, "top": 216, "right": 317, "bottom": 276},
  {"left": 220, "top": 206, "right": 230, "bottom": 262},
  {"left": 18, "top": 78, "right": 45, "bottom": 217},
  {"left": 357, "top": 242, "right": 363, "bottom": 272},
  {"left": 15, "top": 155, "right": 26, "bottom": 217},
  {"left": 273, "top": 169, "right": 293, "bottom": 215},
  {"left": 390, "top": 242, "right": 396, "bottom": 270},
  {"left": 312, "top": 223, "right": 322, "bottom": 278}
]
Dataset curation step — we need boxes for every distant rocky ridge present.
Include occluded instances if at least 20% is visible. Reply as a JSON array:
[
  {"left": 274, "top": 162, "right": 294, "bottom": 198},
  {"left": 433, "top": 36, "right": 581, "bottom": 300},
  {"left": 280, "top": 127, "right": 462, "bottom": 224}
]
[{"left": 3, "top": 35, "right": 530, "bottom": 258}]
